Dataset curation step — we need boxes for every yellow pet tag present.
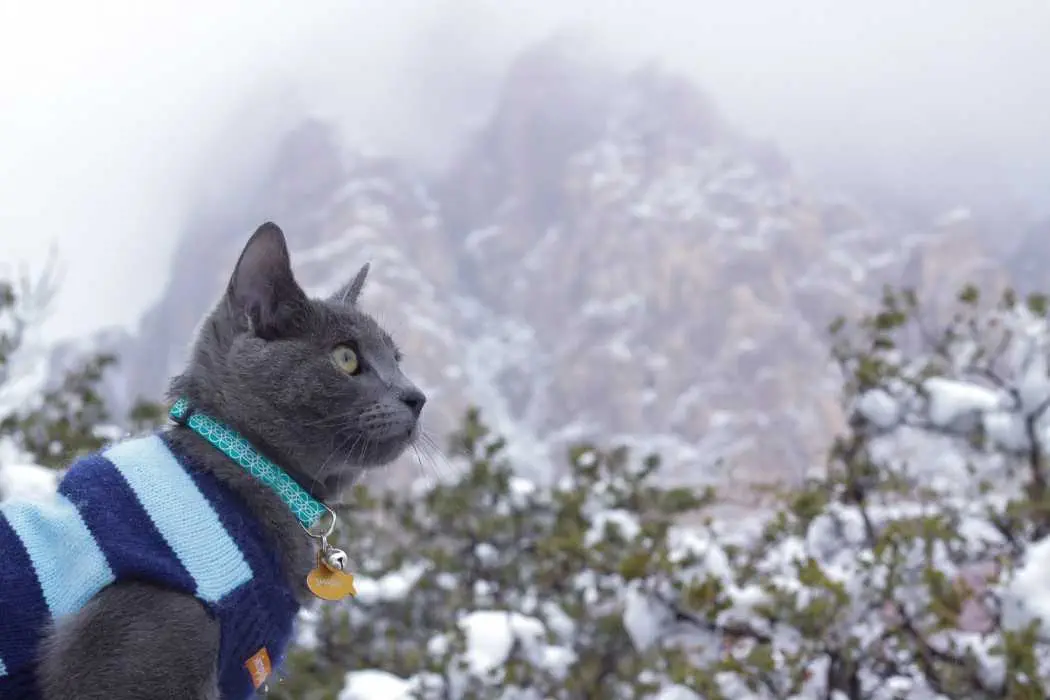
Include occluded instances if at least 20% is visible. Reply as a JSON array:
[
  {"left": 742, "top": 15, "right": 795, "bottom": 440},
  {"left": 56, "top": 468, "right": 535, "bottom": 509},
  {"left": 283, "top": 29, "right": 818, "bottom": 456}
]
[{"left": 306, "top": 553, "right": 357, "bottom": 601}]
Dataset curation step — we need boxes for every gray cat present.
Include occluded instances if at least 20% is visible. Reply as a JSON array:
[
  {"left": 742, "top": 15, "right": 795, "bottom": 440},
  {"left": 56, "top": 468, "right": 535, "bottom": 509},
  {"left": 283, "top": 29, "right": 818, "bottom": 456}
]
[{"left": 2, "top": 223, "right": 425, "bottom": 699}]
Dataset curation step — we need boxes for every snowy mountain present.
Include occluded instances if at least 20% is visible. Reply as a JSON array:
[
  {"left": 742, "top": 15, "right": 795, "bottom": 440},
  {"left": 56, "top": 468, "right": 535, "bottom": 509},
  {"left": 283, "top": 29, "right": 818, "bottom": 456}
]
[{"left": 68, "top": 41, "right": 1009, "bottom": 490}]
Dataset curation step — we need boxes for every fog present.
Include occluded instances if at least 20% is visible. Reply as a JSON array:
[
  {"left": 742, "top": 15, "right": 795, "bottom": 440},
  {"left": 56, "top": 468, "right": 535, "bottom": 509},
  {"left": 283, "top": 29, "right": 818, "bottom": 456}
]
[{"left": 1, "top": 0, "right": 1048, "bottom": 341}]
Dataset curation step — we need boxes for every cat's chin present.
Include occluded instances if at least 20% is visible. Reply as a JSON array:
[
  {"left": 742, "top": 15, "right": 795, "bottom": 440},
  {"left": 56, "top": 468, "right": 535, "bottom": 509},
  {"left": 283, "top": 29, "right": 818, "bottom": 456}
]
[{"left": 358, "top": 430, "right": 417, "bottom": 468}]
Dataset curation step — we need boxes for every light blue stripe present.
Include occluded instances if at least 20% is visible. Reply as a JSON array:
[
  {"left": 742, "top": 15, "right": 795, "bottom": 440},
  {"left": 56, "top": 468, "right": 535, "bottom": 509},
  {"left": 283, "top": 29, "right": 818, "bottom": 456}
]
[
  {"left": 104, "top": 436, "right": 253, "bottom": 602},
  {"left": 3, "top": 493, "right": 115, "bottom": 619},
  {"left": 0, "top": 654, "right": 6, "bottom": 677}
]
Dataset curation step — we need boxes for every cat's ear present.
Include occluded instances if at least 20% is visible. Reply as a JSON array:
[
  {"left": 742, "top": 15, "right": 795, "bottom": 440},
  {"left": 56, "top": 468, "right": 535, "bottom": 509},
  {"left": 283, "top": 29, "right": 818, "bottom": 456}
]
[
  {"left": 226, "top": 222, "right": 309, "bottom": 339},
  {"left": 329, "top": 262, "right": 370, "bottom": 306}
]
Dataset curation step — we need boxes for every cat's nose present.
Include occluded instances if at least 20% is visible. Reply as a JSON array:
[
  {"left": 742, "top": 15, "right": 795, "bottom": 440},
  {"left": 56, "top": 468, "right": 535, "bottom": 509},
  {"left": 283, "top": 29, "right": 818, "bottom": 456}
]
[{"left": 399, "top": 388, "right": 426, "bottom": 418}]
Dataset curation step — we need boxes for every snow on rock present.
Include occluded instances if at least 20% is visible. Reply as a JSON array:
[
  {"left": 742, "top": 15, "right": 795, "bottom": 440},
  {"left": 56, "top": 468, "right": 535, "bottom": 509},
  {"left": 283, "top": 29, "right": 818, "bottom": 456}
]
[{"left": 339, "top": 669, "right": 415, "bottom": 700}]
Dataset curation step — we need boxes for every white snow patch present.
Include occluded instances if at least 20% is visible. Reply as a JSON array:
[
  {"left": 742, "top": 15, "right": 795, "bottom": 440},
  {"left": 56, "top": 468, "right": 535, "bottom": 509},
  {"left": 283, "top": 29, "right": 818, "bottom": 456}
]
[
  {"left": 622, "top": 585, "right": 674, "bottom": 650},
  {"left": 855, "top": 389, "right": 903, "bottom": 429},
  {"left": 585, "top": 509, "right": 641, "bottom": 546},
  {"left": 0, "top": 462, "right": 58, "bottom": 502},
  {"left": 339, "top": 670, "right": 414, "bottom": 700},
  {"left": 354, "top": 562, "right": 427, "bottom": 604},
  {"left": 654, "top": 686, "right": 702, "bottom": 700},
  {"left": 1002, "top": 536, "right": 1050, "bottom": 634},
  {"left": 459, "top": 610, "right": 546, "bottom": 675},
  {"left": 923, "top": 378, "right": 1002, "bottom": 428}
]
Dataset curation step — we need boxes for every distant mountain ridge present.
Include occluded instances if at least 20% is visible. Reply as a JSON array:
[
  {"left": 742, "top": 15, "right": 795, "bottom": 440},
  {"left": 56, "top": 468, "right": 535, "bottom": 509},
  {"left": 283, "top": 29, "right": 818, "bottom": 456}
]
[{"left": 60, "top": 39, "right": 1030, "bottom": 492}]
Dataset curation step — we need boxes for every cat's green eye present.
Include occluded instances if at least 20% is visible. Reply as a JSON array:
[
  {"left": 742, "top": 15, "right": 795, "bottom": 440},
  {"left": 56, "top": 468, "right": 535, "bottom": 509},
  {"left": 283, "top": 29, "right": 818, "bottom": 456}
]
[{"left": 331, "top": 345, "right": 360, "bottom": 375}]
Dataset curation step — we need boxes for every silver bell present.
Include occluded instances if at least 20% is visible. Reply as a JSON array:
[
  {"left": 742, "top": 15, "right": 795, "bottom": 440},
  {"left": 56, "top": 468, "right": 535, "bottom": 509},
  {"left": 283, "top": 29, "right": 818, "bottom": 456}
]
[{"left": 322, "top": 547, "right": 349, "bottom": 572}]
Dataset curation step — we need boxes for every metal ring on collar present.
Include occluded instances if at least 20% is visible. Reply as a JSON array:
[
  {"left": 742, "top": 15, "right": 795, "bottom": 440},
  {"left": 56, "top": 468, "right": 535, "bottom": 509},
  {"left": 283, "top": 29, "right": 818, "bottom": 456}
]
[{"left": 300, "top": 503, "right": 337, "bottom": 540}]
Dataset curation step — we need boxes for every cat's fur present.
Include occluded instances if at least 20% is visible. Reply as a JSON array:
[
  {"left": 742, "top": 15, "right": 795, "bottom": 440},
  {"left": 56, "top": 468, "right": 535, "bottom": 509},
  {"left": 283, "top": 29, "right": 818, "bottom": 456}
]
[{"left": 36, "top": 222, "right": 425, "bottom": 699}]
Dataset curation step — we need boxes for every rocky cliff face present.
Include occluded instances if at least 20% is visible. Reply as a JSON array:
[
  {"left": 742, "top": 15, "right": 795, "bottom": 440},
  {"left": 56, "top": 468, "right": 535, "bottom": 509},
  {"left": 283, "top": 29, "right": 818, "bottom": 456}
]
[{"left": 78, "top": 42, "right": 1012, "bottom": 492}]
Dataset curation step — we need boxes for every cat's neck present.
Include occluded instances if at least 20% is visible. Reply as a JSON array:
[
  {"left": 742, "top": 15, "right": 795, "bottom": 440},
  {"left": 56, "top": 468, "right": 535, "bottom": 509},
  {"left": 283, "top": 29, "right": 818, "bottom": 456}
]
[{"left": 163, "top": 425, "right": 317, "bottom": 603}]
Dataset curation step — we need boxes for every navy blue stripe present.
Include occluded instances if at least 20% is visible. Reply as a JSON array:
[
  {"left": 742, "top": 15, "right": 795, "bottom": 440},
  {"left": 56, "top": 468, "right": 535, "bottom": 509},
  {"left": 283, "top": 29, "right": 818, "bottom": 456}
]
[
  {"left": 164, "top": 436, "right": 298, "bottom": 694},
  {"left": 0, "top": 508, "right": 50, "bottom": 678},
  {"left": 181, "top": 456, "right": 290, "bottom": 595},
  {"left": 0, "top": 674, "right": 40, "bottom": 699},
  {"left": 59, "top": 455, "right": 197, "bottom": 597}
]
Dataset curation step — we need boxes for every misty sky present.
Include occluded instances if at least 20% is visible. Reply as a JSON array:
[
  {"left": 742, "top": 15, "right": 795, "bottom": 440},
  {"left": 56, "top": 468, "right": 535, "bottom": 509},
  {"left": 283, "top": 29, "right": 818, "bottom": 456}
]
[{"left": 1, "top": 0, "right": 1048, "bottom": 342}]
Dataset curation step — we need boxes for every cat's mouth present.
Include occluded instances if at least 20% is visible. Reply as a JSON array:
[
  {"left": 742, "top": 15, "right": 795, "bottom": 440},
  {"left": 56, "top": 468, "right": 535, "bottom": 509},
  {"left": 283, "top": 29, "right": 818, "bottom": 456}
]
[
  {"left": 386, "top": 423, "right": 419, "bottom": 456},
  {"left": 356, "top": 424, "right": 418, "bottom": 468}
]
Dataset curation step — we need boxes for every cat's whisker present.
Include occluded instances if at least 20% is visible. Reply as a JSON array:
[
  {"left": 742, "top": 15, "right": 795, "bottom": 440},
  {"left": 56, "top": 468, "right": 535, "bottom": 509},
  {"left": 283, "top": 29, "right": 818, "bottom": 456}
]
[
  {"left": 313, "top": 441, "right": 343, "bottom": 487},
  {"left": 416, "top": 444, "right": 443, "bottom": 487},
  {"left": 349, "top": 434, "right": 369, "bottom": 469},
  {"left": 414, "top": 429, "right": 456, "bottom": 484},
  {"left": 334, "top": 468, "right": 347, "bottom": 509},
  {"left": 301, "top": 411, "right": 367, "bottom": 429},
  {"left": 410, "top": 443, "right": 430, "bottom": 487},
  {"left": 313, "top": 433, "right": 356, "bottom": 494},
  {"left": 421, "top": 455, "right": 442, "bottom": 486},
  {"left": 350, "top": 438, "right": 375, "bottom": 486},
  {"left": 329, "top": 433, "right": 371, "bottom": 508},
  {"left": 344, "top": 435, "right": 374, "bottom": 488},
  {"left": 422, "top": 430, "right": 453, "bottom": 469}
]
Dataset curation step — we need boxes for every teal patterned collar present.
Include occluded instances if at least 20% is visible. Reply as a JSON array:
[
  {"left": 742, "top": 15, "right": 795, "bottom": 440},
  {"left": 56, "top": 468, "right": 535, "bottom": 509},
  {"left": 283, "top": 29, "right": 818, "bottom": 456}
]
[{"left": 169, "top": 398, "right": 328, "bottom": 530}]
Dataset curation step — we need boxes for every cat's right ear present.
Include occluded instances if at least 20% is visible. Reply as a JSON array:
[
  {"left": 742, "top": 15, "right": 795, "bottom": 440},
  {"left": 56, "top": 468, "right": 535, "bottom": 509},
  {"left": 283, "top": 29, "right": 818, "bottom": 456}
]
[
  {"left": 225, "top": 222, "right": 309, "bottom": 339},
  {"left": 329, "top": 262, "right": 370, "bottom": 306}
]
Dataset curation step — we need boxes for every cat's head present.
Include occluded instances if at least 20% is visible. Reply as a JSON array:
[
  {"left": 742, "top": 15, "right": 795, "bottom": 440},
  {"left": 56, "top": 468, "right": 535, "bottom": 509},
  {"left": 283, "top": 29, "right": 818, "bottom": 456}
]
[{"left": 169, "top": 222, "right": 425, "bottom": 494}]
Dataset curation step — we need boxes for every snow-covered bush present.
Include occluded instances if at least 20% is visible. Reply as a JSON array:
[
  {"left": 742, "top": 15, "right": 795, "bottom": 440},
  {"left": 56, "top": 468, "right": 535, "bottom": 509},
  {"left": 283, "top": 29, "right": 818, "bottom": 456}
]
[
  {"left": 8, "top": 265, "right": 1049, "bottom": 699},
  {"left": 0, "top": 272, "right": 165, "bottom": 496},
  {"left": 274, "top": 284, "right": 1050, "bottom": 700},
  {"left": 272, "top": 406, "right": 717, "bottom": 699}
]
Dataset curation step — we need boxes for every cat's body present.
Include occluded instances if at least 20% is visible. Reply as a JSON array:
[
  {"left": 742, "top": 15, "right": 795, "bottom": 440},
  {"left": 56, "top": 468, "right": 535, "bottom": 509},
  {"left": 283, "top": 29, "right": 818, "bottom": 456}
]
[
  {"left": 3, "top": 432, "right": 300, "bottom": 699},
  {"left": 0, "top": 223, "right": 425, "bottom": 699}
]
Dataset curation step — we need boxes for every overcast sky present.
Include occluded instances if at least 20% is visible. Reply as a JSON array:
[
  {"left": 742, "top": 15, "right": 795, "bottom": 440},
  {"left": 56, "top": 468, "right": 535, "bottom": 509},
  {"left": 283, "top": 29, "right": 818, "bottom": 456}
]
[{"left": 1, "top": 0, "right": 1048, "bottom": 341}]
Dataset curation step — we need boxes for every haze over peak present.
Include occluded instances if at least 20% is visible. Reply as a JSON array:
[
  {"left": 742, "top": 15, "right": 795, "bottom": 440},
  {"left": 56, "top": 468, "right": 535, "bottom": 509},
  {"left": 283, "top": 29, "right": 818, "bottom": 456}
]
[{"left": 1, "top": 1, "right": 1048, "bottom": 342}]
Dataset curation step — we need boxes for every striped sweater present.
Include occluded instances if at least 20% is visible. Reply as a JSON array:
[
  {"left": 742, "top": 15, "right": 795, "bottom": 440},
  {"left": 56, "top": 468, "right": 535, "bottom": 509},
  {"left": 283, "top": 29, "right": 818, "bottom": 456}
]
[{"left": 0, "top": 433, "right": 300, "bottom": 699}]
